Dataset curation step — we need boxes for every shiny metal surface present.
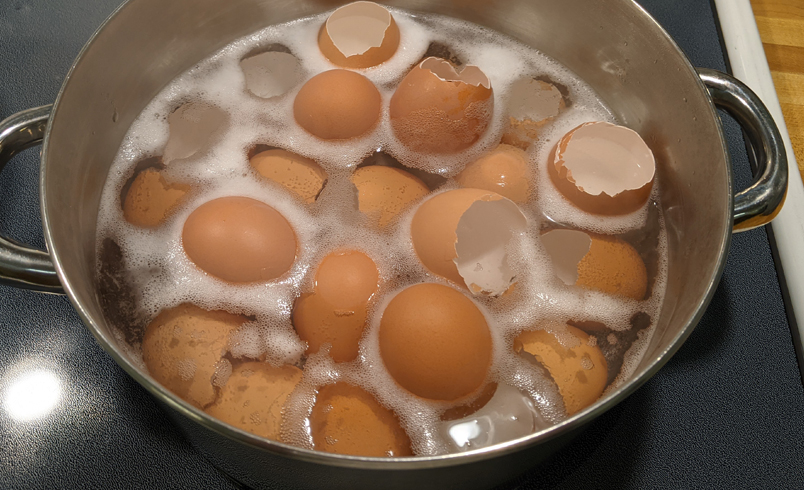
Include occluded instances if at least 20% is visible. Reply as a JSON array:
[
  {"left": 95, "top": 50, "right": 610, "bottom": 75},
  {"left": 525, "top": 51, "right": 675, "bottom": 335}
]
[
  {"left": 698, "top": 68, "right": 788, "bottom": 232},
  {"left": 1, "top": 0, "right": 780, "bottom": 487},
  {"left": 0, "top": 106, "right": 62, "bottom": 293}
]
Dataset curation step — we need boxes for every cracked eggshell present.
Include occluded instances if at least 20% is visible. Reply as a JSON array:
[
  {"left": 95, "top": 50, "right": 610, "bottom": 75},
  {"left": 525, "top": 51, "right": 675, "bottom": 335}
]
[
  {"left": 390, "top": 57, "right": 493, "bottom": 154},
  {"left": 205, "top": 362, "right": 303, "bottom": 441},
  {"left": 250, "top": 149, "right": 327, "bottom": 204},
  {"left": 549, "top": 121, "right": 655, "bottom": 215},
  {"left": 541, "top": 229, "right": 647, "bottom": 301},
  {"left": 240, "top": 51, "right": 301, "bottom": 99},
  {"left": 351, "top": 166, "right": 429, "bottom": 227},
  {"left": 123, "top": 167, "right": 190, "bottom": 228},
  {"left": 318, "top": 1, "right": 400, "bottom": 69},
  {"left": 411, "top": 188, "right": 527, "bottom": 296},
  {"left": 310, "top": 382, "right": 413, "bottom": 457},
  {"left": 163, "top": 101, "right": 228, "bottom": 163},
  {"left": 514, "top": 324, "right": 607, "bottom": 416},
  {"left": 455, "top": 144, "right": 531, "bottom": 203},
  {"left": 142, "top": 304, "right": 246, "bottom": 409},
  {"left": 501, "top": 79, "right": 565, "bottom": 150}
]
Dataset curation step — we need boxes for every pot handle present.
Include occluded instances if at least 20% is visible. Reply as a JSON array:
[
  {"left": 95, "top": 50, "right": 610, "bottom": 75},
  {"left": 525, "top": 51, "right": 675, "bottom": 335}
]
[
  {"left": 697, "top": 68, "right": 788, "bottom": 232},
  {"left": 0, "top": 105, "right": 63, "bottom": 294}
]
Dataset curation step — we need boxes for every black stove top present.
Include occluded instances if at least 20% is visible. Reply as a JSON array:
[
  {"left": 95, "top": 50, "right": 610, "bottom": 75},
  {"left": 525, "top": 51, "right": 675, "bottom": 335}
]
[{"left": 1, "top": 1, "right": 803, "bottom": 488}]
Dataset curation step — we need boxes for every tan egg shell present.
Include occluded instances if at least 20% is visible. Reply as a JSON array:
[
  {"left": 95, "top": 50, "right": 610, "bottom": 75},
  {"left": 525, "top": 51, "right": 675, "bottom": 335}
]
[
  {"left": 250, "top": 149, "right": 327, "bottom": 203},
  {"left": 182, "top": 196, "right": 297, "bottom": 283},
  {"left": 378, "top": 283, "right": 492, "bottom": 401},
  {"left": 318, "top": 1, "right": 400, "bottom": 69},
  {"left": 293, "top": 69, "right": 381, "bottom": 140},
  {"left": 310, "top": 382, "right": 413, "bottom": 457},
  {"left": 123, "top": 167, "right": 189, "bottom": 228},
  {"left": 514, "top": 324, "right": 607, "bottom": 415},
  {"left": 501, "top": 79, "right": 565, "bottom": 150},
  {"left": 205, "top": 362, "right": 303, "bottom": 441},
  {"left": 351, "top": 166, "right": 429, "bottom": 227},
  {"left": 549, "top": 121, "right": 655, "bottom": 215},
  {"left": 455, "top": 144, "right": 532, "bottom": 203},
  {"left": 389, "top": 57, "right": 493, "bottom": 154},
  {"left": 142, "top": 304, "right": 246, "bottom": 408}
]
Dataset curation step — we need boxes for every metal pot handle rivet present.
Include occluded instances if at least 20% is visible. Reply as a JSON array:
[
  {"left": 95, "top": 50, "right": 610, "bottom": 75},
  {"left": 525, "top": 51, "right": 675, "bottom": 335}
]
[
  {"left": 698, "top": 68, "right": 788, "bottom": 232},
  {"left": 0, "top": 104, "right": 63, "bottom": 293}
]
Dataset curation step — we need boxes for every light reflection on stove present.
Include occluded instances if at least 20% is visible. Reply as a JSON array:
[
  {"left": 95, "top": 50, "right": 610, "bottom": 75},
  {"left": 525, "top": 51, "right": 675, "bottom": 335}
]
[{"left": 4, "top": 370, "right": 61, "bottom": 421}]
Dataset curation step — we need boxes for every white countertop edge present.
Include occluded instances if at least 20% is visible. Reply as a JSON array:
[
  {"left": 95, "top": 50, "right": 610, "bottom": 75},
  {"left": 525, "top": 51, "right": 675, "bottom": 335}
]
[{"left": 714, "top": 0, "right": 804, "bottom": 356}]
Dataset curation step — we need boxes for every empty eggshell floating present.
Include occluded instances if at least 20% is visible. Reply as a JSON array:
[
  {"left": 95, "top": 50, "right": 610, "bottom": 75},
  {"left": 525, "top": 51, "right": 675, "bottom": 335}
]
[
  {"left": 294, "top": 69, "right": 381, "bottom": 140},
  {"left": 318, "top": 1, "right": 400, "bottom": 69},
  {"left": 310, "top": 382, "right": 413, "bottom": 457},
  {"left": 540, "top": 229, "right": 647, "bottom": 300},
  {"left": 205, "top": 362, "right": 303, "bottom": 441},
  {"left": 390, "top": 57, "right": 493, "bottom": 154},
  {"left": 142, "top": 303, "right": 246, "bottom": 408},
  {"left": 501, "top": 78, "right": 565, "bottom": 150},
  {"left": 379, "top": 283, "right": 492, "bottom": 401},
  {"left": 351, "top": 166, "right": 429, "bottom": 227},
  {"left": 182, "top": 196, "right": 297, "bottom": 283},
  {"left": 163, "top": 101, "right": 228, "bottom": 163},
  {"left": 123, "top": 167, "right": 189, "bottom": 228},
  {"left": 292, "top": 250, "right": 379, "bottom": 362},
  {"left": 250, "top": 149, "right": 327, "bottom": 203},
  {"left": 549, "top": 121, "right": 655, "bottom": 215},
  {"left": 411, "top": 188, "right": 527, "bottom": 296},
  {"left": 455, "top": 144, "right": 532, "bottom": 203},
  {"left": 514, "top": 324, "right": 607, "bottom": 416},
  {"left": 240, "top": 51, "right": 301, "bottom": 99}
]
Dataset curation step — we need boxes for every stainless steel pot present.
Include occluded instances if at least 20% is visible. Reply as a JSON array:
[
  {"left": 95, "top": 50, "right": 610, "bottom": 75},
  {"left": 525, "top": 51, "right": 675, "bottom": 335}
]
[{"left": 0, "top": 0, "right": 787, "bottom": 488}]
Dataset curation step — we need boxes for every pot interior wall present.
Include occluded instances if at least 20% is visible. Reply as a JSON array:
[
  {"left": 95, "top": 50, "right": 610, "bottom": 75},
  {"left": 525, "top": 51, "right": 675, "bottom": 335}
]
[{"left": 42, "top": 0, "right": 731, "bottom": 458}]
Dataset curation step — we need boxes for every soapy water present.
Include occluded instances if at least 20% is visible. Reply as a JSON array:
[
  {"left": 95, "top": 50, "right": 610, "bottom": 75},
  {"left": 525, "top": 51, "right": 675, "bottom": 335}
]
[{"left": 95, "top": 6, "right": 668, "bottom": 456}]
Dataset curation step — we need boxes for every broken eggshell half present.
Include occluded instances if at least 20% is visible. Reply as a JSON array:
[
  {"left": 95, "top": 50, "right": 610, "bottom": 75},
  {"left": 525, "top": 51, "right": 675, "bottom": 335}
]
[
  {"left": 411, "top": 188, "right": 527, "bottom": 296},
  {"left": 240, "top": 51, "right": 302, "bottom": 99},
  {"left": 501, "top": 78, "right": 565, "bottom": 150},
  {"left": 318, "top": 1, "right": 400, "bottom": 69},
  {"left": 163, "top": 101, "right": 228, "bottom": 164},
  {"left": 548, "top": 121, "right": 655, "bottom": 215}
]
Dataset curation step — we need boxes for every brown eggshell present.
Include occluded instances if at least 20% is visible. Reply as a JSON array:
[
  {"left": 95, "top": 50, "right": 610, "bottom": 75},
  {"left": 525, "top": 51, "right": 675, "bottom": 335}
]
[
  {"left": 501, "top": 79, "right": 565, "bottom": 150},
  {"left": 310, "top": 383, "right": 413, "bottom": 457},
  {"left": 205, "top": 362, "right": 302, "bottom": 440},
  {"left": 379, "top": 283, "right": 492, "bottom": 401},
  {"left": 389, "top": 57, "right": 493, "bottom": 153},
  {"left": 123, "top": 167, "right": 189, "bottom": 228},
  {"left": 163, "top": 101, "right": 228, "bottom": 163},
  {"left": 514, "top": 324, "right": 607, "bottom": 415},
  {"left": 440, "top": 383, "right": 498, "bottom": 421},
  {"left": 318, "top": 2, "right": 400, "bottom": 69},
  {"left": 142, "top": 304, "right": 246, "bottom": 408},
  {"left": 548, "top": 122, "right": 655, "bottom": 215},
  {"left": 576, "top": 235, "right": 648, "bottom": 301},
  {"left": 250, "top": 149, "right": 327, "bottom": 203},
  {"left": 315, "top": 250, "right": 379, "bottom": 308},
  {"left": 182, "top": 196, "right": 297, "bottom": 283},
  {"left": 351, "top": 166, "right": 430, "bottom": 227},
  {"left": 455, "top": 144, "right": 531, "bottom": 203},
  {"left": 294, "top": 70, "right": 381, "bottom": 140}
]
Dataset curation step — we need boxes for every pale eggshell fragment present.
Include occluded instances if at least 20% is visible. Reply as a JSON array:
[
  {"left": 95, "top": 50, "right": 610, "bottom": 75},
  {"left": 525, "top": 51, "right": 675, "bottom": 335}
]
[
  {"left": 240, "top": 51, "right": 301, "bottom": 99},
  {"left": 351, "top": 166, "right": 429, "bottom": 227},
  {"left": 540, "top": 229, "right": 592, "bottom": 286},
  {"left": 455, "top": 144, "right": 532, "bottom": 203},
  {"left": 163, "top": 101, "right": 228, "bottom": 163},
  {"left": 318, "top": 1, "right": 400, "bottom": 69},
  {"left": 390, "top": 57, "right": 493, "bottom": 154},
  {"left": 411, "top": 188, "right": 527, "bottom": 296},
  {"left": 123, "top": 167, "right": 190, "bottom": 228},
  {"left": 250, "top": 149, "right": 327, "bottom": 203},
  {"left": 549, "top": 121, "right": 655, "bottom": 215},
  {"left": 501, "top": 79, "right": 565, "bottom": 150}
]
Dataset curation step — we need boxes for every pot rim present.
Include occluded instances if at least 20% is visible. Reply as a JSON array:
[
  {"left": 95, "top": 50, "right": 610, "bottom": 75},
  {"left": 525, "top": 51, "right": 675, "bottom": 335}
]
[{"left": 39, "top": 0, "right": 733, "bottom": 470}]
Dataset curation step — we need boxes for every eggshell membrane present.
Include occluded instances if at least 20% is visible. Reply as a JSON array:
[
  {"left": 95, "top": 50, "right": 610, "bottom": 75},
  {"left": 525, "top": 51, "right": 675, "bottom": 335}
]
[
  {"left": 440, "top": 383, "right": 497, "bottom": 421},
  {"left": 182, "top": 196, "right": 297, "bottom": 283},
  {"left": 163, "top": 101, "right": 228, "bottom": 163},
  {"left": 549, "top": 121, "right": 655, "bottom": 215},
  {"left": 318, "top": 1, "right": 400, "bottom": 69},
  {"left": 250, "top": 149, "right": 327, "bottom": 203},
  {"left": 240, "top": 51, "right": 301, "bottom": 99},
  {"left": 123, "top": 167, "right": 190, "bottom": 228},
  {"left": 205, "top": 362, "right": 303, "bottom": 441},
  {"left": 351, "top": 166, "right": 429, "bottom": 227},
  {"left": 455, "top": 144, "right": 531, "bottom": 203},
  {"left": 292, "top": 251, "right": 379, "bottom": 362},
  {"left": 389, "top": 57, "right": 493, "bottom": 154},
  {"left": 576, "top": 234, "right": 648, "bottom": 301},
  {"left": 378, "top": 283, "right": 492, "bottom": 401},
  {"left": 501, "top": 79, "right": 565, "bottom": 150},
  {"left": 514, "top": 324, "right": 607, "bottom": 415},
  {"left": 293, "top": 69, "right": 381, "bottom": 140},
  {"left": 142, "top": 304, "right": 246, "bottom": 408},
  {"left": 310, "top": 382, "right": 413, "bottom": 457}
]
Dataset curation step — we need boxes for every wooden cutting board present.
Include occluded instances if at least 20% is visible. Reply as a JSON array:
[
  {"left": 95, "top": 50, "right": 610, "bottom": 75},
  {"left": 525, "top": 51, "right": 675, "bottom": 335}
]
[{"left": 750, "top": 0, "right": 804, "bottom": 177}]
